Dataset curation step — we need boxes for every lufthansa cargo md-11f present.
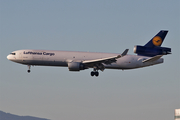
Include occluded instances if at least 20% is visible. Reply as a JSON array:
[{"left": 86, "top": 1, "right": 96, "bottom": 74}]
[{"left": 7, "top": 30, "right": 171, "bottom": 77}]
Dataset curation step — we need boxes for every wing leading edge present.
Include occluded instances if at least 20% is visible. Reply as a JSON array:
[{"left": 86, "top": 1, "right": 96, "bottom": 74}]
[{"left": 82, "top": 49, "right": 129, "bottom": 65}]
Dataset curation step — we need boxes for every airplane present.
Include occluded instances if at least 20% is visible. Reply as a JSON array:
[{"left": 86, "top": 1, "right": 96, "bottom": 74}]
[{"left": 7, "top": 30, "right": 171, "bottom": 77}]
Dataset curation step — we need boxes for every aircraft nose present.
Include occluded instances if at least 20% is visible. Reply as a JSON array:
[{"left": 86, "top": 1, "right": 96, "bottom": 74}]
[
  {"left": 7, "top": 55, "right": 10, "bottom": 60},
  {"left": 7, "top": 55, "right": 12, "bottom": 60}
]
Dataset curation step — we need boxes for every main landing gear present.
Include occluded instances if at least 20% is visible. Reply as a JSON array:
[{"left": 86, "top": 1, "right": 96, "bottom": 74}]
[
  {"left": 91, "top": 67, "right": 99, "bottom": 77},
  {"left": 91, "top": 71, "right": 99, "bottom": 77},
  {"left": 27, "top": 65, "right": 31, "bottom": 73}
]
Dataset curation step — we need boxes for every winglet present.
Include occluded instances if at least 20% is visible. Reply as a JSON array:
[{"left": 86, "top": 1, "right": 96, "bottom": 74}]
[{"left": 121, "top": 49, "right": 129, "bottom": 57}]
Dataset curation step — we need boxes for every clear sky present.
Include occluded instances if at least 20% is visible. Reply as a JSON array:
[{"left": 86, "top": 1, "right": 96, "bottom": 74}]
[{"left": 0, "top": 0, "right": 179, "bottom": 120}]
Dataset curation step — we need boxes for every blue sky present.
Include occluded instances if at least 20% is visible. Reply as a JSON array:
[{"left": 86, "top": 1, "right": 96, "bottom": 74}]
[{"left": 0, "top": 0, "right": 179, "bottom": 120}]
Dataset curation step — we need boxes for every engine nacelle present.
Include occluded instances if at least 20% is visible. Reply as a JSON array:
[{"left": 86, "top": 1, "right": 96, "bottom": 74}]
[
  {"left": 68, "top": 62, "right": 87, "bottom": 71},
  {"left": 134, "top": 45, "right": 171, "bottom": 56}
]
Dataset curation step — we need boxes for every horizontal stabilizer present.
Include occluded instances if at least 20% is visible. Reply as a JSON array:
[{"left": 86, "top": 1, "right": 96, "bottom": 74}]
[{"left": 142, "top": 55, "right": 163, "bottom": 63}]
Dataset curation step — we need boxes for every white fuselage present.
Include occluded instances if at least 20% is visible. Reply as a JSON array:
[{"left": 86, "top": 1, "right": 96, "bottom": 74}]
[{"left": 7, "top": 49, "right": 163, "bottom": 70}]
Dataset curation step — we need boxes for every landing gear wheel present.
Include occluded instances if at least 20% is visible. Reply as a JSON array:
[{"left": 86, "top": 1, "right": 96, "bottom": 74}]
[
  {"left": 91, "top": 71, "right": 99, "bottom": 77},
  {"left": 27, "top": 65, "right": 31, "bottom": 73},
  {"left": 91, "top": 71, "right": 95, "bottom": 76},
  {"left": 95, "top": 72, "right": 99, "bottom": 77}
]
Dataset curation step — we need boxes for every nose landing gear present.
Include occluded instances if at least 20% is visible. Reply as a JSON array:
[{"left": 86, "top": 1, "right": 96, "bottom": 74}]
[{"left": 27, "top": 65, "right": 31, "bottom": 73}]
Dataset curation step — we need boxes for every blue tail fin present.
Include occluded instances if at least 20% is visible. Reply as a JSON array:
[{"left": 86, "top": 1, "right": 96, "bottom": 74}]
[
  {"left": 144, "top": 30, "right": 168, "bottom": 48},
  {"left": 134, "top": 30, "right": 171, "bottom": 57}
]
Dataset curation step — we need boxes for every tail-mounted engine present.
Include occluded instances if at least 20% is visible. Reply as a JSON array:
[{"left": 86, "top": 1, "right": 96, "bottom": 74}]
[{"left": 134, "top": 45, "right": 171, "bottom": 56}]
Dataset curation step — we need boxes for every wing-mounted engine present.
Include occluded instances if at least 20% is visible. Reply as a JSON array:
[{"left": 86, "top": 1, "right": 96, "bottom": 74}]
[
  {"left": 68, "top": 62, "right": 88, "bottom": 71},
  {"left": 134, "top": 45, "right": 171, "bottom": 57}
]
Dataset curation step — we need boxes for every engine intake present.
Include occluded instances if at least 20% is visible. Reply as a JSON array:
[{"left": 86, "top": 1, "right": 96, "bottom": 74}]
[{"left": 68, "top": 62, "right": 87, "bottom": 71}]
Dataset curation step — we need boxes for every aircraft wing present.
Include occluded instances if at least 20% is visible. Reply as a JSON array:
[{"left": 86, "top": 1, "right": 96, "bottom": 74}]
[
  {"left": 82, "top": 55, "right": 121, "bottom": 64},
  {"left": 142, "top": 55, "right": 163, "bottom": 63},
  {"left": 83, "top": 49, "right": 129, "bottom": 65}
]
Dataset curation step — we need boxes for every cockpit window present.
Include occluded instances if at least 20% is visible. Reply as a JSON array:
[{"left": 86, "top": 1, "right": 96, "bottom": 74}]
[{"left": 10, "top": 53, "right": 16, "bottom": 55}]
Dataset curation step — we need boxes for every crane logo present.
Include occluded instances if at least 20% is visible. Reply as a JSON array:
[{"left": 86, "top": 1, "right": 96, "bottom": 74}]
[{"left": 152, "top": 36, "right": 162, "bottom": 46}]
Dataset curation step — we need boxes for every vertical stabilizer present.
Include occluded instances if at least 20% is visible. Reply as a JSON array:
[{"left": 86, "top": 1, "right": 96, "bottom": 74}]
[
  {"left": 134, "top": 30, "right": 171, "bottom": 56},
  {"left": 144, "top": 30, "right": 168, "bottom": 48}
]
